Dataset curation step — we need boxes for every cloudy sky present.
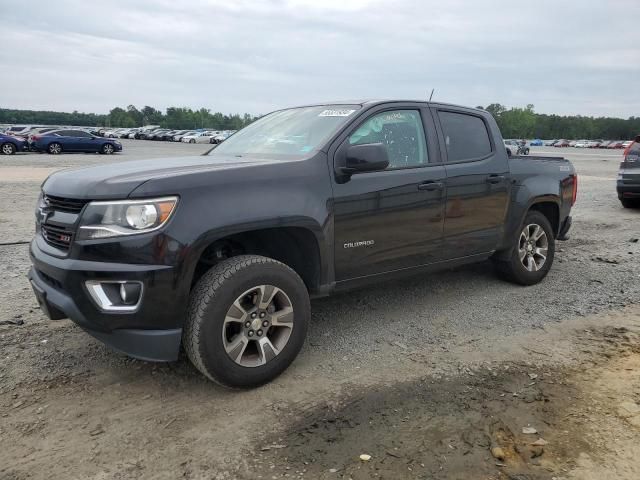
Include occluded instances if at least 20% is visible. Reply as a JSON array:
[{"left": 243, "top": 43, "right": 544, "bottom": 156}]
[{"left": 1, "top": 0, "right": 639, "bottom": 118}]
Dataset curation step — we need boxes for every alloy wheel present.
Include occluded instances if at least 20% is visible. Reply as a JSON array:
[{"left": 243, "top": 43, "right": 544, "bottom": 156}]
[
  {"left": 1, "top": 143, "right": 15, "bottom": 155},
  {"left": 518, "top": 223, "right": 548, "bottom": 272},
  {"left": 222, "top": 285, "right": 294, "bottom": 367}
]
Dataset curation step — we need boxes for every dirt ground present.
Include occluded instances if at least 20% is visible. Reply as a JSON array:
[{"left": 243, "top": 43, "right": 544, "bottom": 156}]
[{"left": 1, "top": 144, "right": 639, "bottom": 479}]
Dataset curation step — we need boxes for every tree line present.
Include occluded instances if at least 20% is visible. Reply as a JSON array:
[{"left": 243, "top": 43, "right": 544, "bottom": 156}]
[
  {"left": 0, "top": 105, "right": 259, "bottom": 131},
  {"left": 2, "top": 103, "right": 639, "bottom": 139},
  {"left": 478, "top": 104, "right": 640, "bottom": 140}
]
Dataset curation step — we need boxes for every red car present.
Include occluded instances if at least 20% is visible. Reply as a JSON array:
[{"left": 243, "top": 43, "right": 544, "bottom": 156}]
[
  {"left": 608, "top": 141, "right": 624, "bottom": 149},
  {"left": 554, "top": 139, "right": 570, "bottom": 147}
]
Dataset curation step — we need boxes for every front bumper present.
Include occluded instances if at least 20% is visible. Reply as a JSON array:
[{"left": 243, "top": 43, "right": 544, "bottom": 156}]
[{"left": 28, "top": 240, "right": 183, "bottom": 361}]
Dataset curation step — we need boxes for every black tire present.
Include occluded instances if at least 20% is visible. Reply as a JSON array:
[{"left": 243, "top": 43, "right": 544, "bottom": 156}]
[
  {"left": 493, "top": 211, "right": 555, "bottom": 286},
  {"left": 1, "top": 142, "right": 16, "bottom": 155},
  {"left": 189, "top": 139, "right": 196, "bottom": 144},
  {"left": 184, "top": 255, "right": 310, "bottom": 388},
  {"left": 101, "top": 143, "right": 115, "bottom": 154},
  {"left": 47, "top": 142, "right": 62, "bottom": 155},
  {"left": 524, "top": 147, "right": 530, "bottom": 155},
  {"left": 621, "top": 198, "right": 640, "bottom": 209}
]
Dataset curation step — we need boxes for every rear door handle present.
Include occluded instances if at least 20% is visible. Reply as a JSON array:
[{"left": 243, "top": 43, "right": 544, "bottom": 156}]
[
  {"left": 486, "top": 175, "right": 505, "bottom": 184},
  {"left": 418, "top": 181, "right": 444, "bottom": 191}
]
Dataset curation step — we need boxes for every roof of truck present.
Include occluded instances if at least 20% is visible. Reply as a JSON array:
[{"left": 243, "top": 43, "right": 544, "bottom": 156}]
[{"left": 280, "top": 99, "right": 485, "bottom": 113}]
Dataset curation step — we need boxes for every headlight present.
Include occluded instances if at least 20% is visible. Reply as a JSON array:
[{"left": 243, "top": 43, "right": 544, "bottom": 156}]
[{"left": 77, "top": 196, "right": 178, "bottom": 240}]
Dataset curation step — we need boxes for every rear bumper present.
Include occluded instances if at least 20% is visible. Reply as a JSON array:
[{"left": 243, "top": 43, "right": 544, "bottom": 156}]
[
  {"left": 617, "top": 178, "right": 640, "bottom": 198},
  {"left": 28, "top": 240, "right": 183, "bottom": 361}
]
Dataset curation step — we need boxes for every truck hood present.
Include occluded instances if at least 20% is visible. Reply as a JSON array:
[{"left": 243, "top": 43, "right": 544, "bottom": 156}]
[{"left": 42, "top": 155, "right": 274, "bottom": 199}]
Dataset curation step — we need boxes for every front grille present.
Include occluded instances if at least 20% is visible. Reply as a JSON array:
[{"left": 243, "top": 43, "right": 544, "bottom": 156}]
[
  {"left": 43, "top": 194, "right": 88, "bottom": 214},
  {"left": 41, "top": 224, "right": 73, "bottom": 251}
]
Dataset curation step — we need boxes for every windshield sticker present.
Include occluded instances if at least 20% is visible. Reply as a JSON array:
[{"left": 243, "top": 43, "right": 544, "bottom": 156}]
[{"left": 319, "top": 109, "right": 356, "bottom": 117}]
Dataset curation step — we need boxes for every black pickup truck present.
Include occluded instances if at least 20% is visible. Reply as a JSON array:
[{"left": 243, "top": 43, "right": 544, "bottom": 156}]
[{"left": 28, "top": 101, "right": 577, "bottom": 388}]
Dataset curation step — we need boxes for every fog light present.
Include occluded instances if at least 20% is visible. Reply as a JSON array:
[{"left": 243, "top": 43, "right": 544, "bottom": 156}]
[
  {"left": 119, "top": 283, "right": 142, "bottom": 305},
  {"left": 86, "top": 280, "right": 144, "bottom": 312}
]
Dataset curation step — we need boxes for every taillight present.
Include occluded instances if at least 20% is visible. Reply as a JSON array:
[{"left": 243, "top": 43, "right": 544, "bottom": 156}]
[
  {"left": 32, "top": 135, "right": 40, "bottom": 141},
  {"left": 571, "top": 174, "right": 578, "bottom": 206}
]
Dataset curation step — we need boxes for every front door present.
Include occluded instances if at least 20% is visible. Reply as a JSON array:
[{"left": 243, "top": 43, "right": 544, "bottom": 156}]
[{"left": 332, "top": 107, "right": 446, "bottom": 281}]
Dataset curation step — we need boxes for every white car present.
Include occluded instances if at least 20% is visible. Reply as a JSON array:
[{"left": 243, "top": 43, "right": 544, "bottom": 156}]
[
  {"left": 574, "top": 140, "right": 590, "bottom": 148},
  {"left": 181, "top": 131, "right": 216, "bottom": 144}
]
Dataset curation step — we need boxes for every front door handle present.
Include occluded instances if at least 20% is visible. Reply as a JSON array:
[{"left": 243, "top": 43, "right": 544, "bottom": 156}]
[
  {"left": 418, "top": 181, "right": 444, "bottom": 191},
  {"left": 486, "top": 175, "right": 505, "bottom": 184}
]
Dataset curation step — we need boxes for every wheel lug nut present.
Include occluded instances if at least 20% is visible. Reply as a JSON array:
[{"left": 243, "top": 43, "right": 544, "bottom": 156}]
[
  {"left": 262, "top": 320, "right": 269, "bottom": 327},
  {"left": 251, "top": 313, "right": 257, "bottom": 319},
  {"left": 259, "top": 312, "right": 266, "bottom": 318},
  {"left": 257, "top": 330, "right": 263, "bottom": 336},
  {"left": 245, "top": 321, "right": 251, "bottom": 328},
  {"left": 248, "top": 330, "right": 254, "bottom": 337}
]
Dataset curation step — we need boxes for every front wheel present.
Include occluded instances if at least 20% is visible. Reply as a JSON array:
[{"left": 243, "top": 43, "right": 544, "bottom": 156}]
[
  {"left": 183, "top": 255, "right": 310, "bottom": 388},
  {"left": 523, "top": 147, "right": 530, "bottom": 155},
  {"left": 1, "top": 142, "right": 16, "bottom": 155},
  {"left": 101, "top": 143, "right": 115, "bottom": 154},
  {"left": 189, "top": 139, "right": 196, "bottom": 144},
  {"left": 493, "top": 211, "right": 555, "bottom": 285}
]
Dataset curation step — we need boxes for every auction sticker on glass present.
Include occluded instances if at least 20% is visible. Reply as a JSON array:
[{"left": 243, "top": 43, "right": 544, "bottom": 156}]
[{"left": 319, "top": 109, "right": 356, "bottom": 117}]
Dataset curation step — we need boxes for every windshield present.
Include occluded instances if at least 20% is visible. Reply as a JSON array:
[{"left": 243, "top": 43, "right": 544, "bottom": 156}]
[{"left": 210, "top": 105, "right": 361, "bottom": 158}]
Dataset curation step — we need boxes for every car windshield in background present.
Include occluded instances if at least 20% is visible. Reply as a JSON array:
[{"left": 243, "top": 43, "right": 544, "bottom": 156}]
[{"left": 209, "top": 105, "right": 361, "bottom": 158}]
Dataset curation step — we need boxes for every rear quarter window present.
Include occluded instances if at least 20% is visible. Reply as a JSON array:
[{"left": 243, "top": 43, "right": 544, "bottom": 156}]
[{"left": 438, "top": 111, "right": 492, "bottom": 162}]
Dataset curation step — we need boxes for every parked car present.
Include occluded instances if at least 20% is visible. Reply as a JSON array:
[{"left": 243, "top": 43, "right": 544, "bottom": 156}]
[
  {"left": 617, "top": 135, "right": 640, "bottom": 208},
  {"left": 0, "top": 133, "right": 27, "bottom": 155},
  {"left": 529, "top": 139, "right": 543, "bottom": 146},
  {"left": 607, "top": 141, "right": 625, "bottom": 149},
  {"left": 568, "top": 140, "right": 578, "bottom": 147},
  {"left": 210, "top": 132, "right": 234, "bottom": 144},
  {"left": 574, "top": 140, "right": 589, "bottom": 148},
  {"left": 182, "top": 131, "right": 216, "bottom": 144},
  {"left": 587, "top": 140, "right": 604, "bottom": 148},
  {"left": 4, "top": 125, "right": 39, "bottom": 137},
  {"left": 32, "top": 129, "right": 122, "bottom": 154},
  {"left": 599, "top": 140, "right": 613, "bottom": 148},
  {"left": 544, "top": 139, "right": 557, "bottom": 146},
  {"left": 172, "top": 131, "right": 197, "bottom": 142},
  {"left": 28, "top": 100, "right": 576, "bottom": 388},
  {"left": 622, "top": 141, "right": 634, "bottom": 154},
  {"left": 554, "top": 139, "right": 570, "bottom": 147}
]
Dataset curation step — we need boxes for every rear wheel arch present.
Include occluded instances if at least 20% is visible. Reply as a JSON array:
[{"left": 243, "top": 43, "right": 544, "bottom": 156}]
[{"left": 528, "top": 200, "right": 560, "bottom": 236}]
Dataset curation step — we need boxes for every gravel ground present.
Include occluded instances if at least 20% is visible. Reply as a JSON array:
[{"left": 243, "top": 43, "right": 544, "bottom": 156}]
[{"left": 1, "top": 142, "right": 639, "bottom": 479}]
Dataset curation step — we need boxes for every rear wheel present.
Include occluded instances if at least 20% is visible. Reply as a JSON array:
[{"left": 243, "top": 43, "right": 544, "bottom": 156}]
[
  {"left": 621, "top": 198, "right": 640, "bottom": 209},
  {"left": 189, "top": 139, "right": 196, "bottom": 144},
  {"left": 1, "top": 142, "right": 16, "bottom": 155},
  {"left": 183, "top": 255, "right": 310, "bottom": 388},
  {"left": 101, "top": 143, "right": 115, "bottom": 154},
  {"left": 524, "top": 147, "right": 530, "bottom": 155},
  {"left": 48, "top": 143, "right": 62, "bottom": 155},
  {"left": 493, "top": 211, "right": 555, "bottom": 285}
]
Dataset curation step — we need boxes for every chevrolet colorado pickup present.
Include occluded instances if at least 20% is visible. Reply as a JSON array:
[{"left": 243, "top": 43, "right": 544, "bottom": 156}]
[{"left": 28, "top": 101, "right": 577, "bottom": 388}]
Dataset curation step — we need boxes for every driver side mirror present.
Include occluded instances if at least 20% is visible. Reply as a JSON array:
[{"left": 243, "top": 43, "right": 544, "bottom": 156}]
[{"left": 341, "top": 143, "right": 389, "bottom": 175}]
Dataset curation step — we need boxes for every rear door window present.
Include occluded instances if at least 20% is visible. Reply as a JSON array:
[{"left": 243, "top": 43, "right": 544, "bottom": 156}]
[{"left": 438, "top": 111, "right": 492, "bottom": 162}]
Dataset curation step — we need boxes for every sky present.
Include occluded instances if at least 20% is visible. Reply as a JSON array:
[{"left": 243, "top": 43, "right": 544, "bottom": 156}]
[{"left": 1, "top": 0, "right": 639, "bottom": 118}]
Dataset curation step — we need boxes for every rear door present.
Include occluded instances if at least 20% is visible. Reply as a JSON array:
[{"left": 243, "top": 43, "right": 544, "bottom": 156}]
[
  {"left": 433, "top": 107, "right": 511, "bottom": 258},
  {"left": 332, "top": 104, "right": 447, "bottom": 281}
]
